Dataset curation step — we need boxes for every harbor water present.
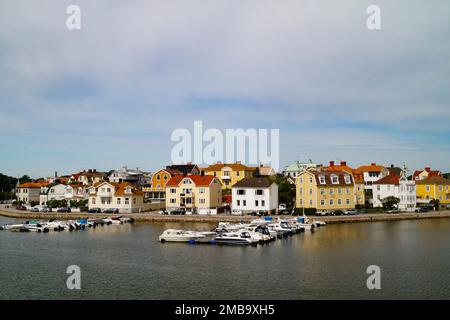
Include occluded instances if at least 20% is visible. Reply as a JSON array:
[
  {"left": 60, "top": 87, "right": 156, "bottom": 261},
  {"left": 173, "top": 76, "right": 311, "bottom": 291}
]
[{"left": 1, "top": 216, "right": 450, "bottom": 300}]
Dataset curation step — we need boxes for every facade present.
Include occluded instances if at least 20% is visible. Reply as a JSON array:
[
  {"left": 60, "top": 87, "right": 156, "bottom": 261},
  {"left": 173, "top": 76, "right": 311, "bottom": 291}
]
[
  {"left": 416, "top": 176, "right": 450, "bottom": 208},
  {"left": 88, "top": 181, "right": 144, "bottom": 213},
  {"left": 64, "top": 184, "right": 89, "bottom": 204},
  {"left": 39, "top": 183, "right": 67, "bottom": 205},
  {"left": 143, "top": 168, "right": 184, "bottom": 203},
  {"left": 231, "top": 177, "right": 278, "bottom": 214},
  {"left": 165, "top": 164, "right": 200, "bottom": 175},
  {"left": 372, "top": 171, "right": 416, "bottom": 211},
  {"left": 295, "top": 169, "right": 356, "bottom": 211},
  {"left": 202, "top": 162, "right": 257, "bottom": 189},
  {"left": 165, "top": 174, "right": 222, "bottom": 213},
  {"left": 16, "top": 182, "right": 49, "bottom": 204},
  {"left": 412, "top": 167, "right": 442, "bottom": 181},
  {"left": 283, "top": 160, "right": 320, "bottom": 179},
  {"left": 323, "top": 161, "right": 365, "bottom": 206}
]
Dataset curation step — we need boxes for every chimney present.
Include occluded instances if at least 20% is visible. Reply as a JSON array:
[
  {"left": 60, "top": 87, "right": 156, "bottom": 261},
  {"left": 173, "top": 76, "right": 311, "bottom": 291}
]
[
  {"left": 391, "top": 164, "right": 394, "bottom": 168},
  {"left": 371, "top": 163, "right": 376, "bottom": 166},
  {"left": 216, "top": 161, "right": 222, "bottom": 164},
  {"left": 329, "top": 161, "right": 335, "bottom": 167},
  {"left": 340, "top": 161, "right": 346, "bottom": 166},
  {"left": 55, "top": 171, "right": 58, "bottom": 178},
  {"left": 236, "top": 161, "right": 241, "bottom": 164},
  {"left": 201, "top": 171, "right": 205, "bottom": 176},
  {"left": 425, "top": 167, "right": 431, "bottom": 172},
  {"left": 187, "top": 162, "right": 192, "bottom": 165}
]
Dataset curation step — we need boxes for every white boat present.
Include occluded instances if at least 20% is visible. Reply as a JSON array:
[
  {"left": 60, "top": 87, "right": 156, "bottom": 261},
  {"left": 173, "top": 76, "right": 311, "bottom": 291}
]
[
  {"left": 313, "top": 220, "right": 326, "bottom": 227},
  {"left": 159, "top": 229, "right": 206, "bottom": 243},
  {"left": 214, "top": 222, "right": 249, "bottom": 232},
  {"left": 245, "top": 225, "right": 276, "bottom": 241},
  {"left": 214, "top": 231, "right": 255, "bottom": 245},
  {"left": 23, "top": 223, "right": 49, "bottom": 233},
  {"left": 268, "top": 222, "right": 292, "bottom": 236},
  {"left": 2, "top": 224, "right": 26, "bottom": 231}
]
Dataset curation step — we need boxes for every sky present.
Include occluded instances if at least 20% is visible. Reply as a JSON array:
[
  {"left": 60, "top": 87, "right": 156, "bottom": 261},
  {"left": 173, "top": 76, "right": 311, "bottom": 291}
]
[{"left": 0, "top": 0, "right": 449, "bottom": 178}]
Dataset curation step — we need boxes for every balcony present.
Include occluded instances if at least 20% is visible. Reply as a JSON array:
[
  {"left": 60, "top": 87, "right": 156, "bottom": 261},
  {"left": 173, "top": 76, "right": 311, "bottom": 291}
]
[
  {"left": 221, "top": 175, "right": 231, "bottom": 180},
  {"left": 97, "top": 190, "right": 113, "bottom": 197}
]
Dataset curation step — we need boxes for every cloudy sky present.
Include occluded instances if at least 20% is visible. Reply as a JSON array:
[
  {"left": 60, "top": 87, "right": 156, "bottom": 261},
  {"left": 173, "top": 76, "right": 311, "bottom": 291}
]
[{"left": 0, "top": 0, "right": 449, "bottom": 178}]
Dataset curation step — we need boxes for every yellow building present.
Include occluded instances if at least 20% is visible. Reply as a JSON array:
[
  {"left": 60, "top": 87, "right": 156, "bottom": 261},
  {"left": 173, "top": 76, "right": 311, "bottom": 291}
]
[
  {"left": 201, "top": 162, "right": 257, "bottom": 189},
  {"left": 416, "top": 176, "right": 450, "bottom": 208},
  {"left": 165, "top": 174, "right": 222, "bottom": 213},
  {"left": 295, "top": 169, "right": 356, "bottom": 212}
]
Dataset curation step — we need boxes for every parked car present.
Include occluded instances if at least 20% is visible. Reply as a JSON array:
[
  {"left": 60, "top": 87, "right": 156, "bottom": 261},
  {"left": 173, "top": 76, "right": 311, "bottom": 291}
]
[
  {"left": 16, "top": 205, "right": 27, "bottom": 211},
  {"left": 30, "top": 207, "right": 40, "bottom": 212},
  {"left": 57, "top": 207, "right": 71, "bottom": 213},
  {"left": 88, "top": 208, "right": 102, "bottom": 213},
  {"left": 40, "top": 207, "right": 52, "bottom": 212},
  {"left": 158, "top": 210, "right": 169, "bottom": 215},
  {"left": 231, "top": 210, "right": 243, "bottom": 216},
  {"left": 170, "top": 209, "right": 185, "bottom": 215},
  {"left": 103, "top": 208, "right": 119, "bottom": 214},
  {"left": 386, "top": 209, "right": 400, "bottom": 214},
  {"left": 415, "top": 207, "right": 428, "bottom": 213},
  {"left": 316, "top": 210, "right": 329, "bottom": 216},
  {"left": 332, "top": 210, "right": 345, "bottom": 216},
  {"left": 344, "top": 209, "right": 358, "bottom": 215}
]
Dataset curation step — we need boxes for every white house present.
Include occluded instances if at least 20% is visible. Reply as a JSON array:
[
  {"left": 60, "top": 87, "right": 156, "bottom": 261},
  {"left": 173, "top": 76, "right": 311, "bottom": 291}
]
[
  {"left": 373, "top": 170, "right": 416, "bottom": 212},
  {"left": 64, "top": 184, "right": 89, "bottom": 205},
  {"left": 39, "top": 183, "right": 67, "bottom": 205},
  {"left": 232, "top": 177, "right": 278, "bottom": 214},
  {"left": 88, "top": 181, "right": 144, "bottom": 213},
  {"left": 16, "top": 182, "right": 49, "bottom": 204},
  {"left": 109, "top": 166, "right": 150, "bottom": 186}
]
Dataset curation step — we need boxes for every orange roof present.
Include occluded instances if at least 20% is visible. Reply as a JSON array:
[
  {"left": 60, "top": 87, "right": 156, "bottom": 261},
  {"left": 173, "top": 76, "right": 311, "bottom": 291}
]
[
  {"left": 166, "top": 174, "right": 217, "bottom": 187},
  {"left": 374, "top": 173, "right": 401, "bottom": 185},
  {"left": 203, "top": 163, "right": 257, "bottom": 172},
  {"left": 90, "top": 181, "right": 143, "bottom": 196},
  {"left": 18, "top": 182, "right": 50, "bottom": 188},
  {"left": 323, "top": 161, "right": 364, "bottom": 183},
  {"left": 356, "top": 163, "right": 385, "bottom": 173}
]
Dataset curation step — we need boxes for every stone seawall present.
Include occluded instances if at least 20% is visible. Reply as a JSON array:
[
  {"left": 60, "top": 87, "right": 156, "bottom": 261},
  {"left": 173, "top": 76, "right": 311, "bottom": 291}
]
[{"left": 1, "top": 209, "right": 450, "bottom": 224}]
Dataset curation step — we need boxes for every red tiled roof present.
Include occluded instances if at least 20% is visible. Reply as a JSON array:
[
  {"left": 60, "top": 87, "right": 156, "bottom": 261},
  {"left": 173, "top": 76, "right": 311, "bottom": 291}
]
[
  {"left": 413, "top": 168, "right": 441, "bottom": 180},
  {"left": 356, "top": 163, "right": 384, "bottom": 173},
  {"left": 203, "top": 163, "right": 257, "bottom": 172},
  {"left": 18, "top": 182, "right": 50, "bottom": 188},
  {"left": 323, "top": 161, "right": 364, "bottom": 183},
  {"left": 166, "top": 174, "right": 217, "bottom": 187}
]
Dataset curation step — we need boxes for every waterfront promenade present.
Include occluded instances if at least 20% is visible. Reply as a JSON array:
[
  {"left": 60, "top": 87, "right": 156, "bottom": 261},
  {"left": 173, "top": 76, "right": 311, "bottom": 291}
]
[{"left": 1, "top": 207, "right": 450, "bottom": 224}]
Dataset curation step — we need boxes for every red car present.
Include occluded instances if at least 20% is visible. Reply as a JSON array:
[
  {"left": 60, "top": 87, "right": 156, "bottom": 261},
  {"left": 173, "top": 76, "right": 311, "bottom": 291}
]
[{"left": 16, "top": 205, "right": 27, "bottom": 211}]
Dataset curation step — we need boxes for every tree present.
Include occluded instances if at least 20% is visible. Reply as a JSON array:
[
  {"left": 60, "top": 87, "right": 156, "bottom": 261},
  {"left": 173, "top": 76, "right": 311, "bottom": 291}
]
[
  {"left": 269, "top": 174, "right": 296, "bottom": 210},
  {"left": 430, "top": 199, "right": 440, "bottom": 211},
  {"left": 18, "top": 175, "right": 31, "bottom": 184},
  {"left": 381, "top": 196, "right": 400, "bottom": 211},
  {"left": 46, "top": 199, "right": 68, "bottom": 208}
]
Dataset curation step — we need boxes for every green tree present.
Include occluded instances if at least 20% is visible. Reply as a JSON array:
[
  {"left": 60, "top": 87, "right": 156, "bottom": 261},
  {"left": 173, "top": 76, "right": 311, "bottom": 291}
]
[
  {"left": 269, "top": 174, "right": 296, "bottom": 210},
  {"left": 18, "top": 175, "right": 32, "bottom": 184},
  {"left": 430, "top": 199, "right": 440, "bottom": 211},
  {"left": 381, "top": 196, "right": 400, "bottom": 211}
]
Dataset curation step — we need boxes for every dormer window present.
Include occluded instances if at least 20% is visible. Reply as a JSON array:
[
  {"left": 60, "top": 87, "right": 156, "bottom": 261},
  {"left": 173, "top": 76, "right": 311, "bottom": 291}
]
[
  {"left": 331, "top": 175, "right": 339, "bottom": 184},
  {"left": 319, "top": 175, "right": 326, "bottom": 184},
  {"left": 125, "top": 187, "right": 132, "bottom": 194},
  {"left": 182, "top": 179, "right": 192, "bottom": 184},
  {"left": 344, "top": 175, "right": 351, "bottom": 184}
]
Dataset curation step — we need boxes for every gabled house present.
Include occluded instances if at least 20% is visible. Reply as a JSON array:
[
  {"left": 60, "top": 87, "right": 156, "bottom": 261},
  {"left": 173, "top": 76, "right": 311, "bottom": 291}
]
[
  {"left": 165, "top": 174, "right": 222, "bottom": 213},
  {"left": 88, "top": 181, "right": 144, "bottom": 213},
  {"left": 108, "top": 166, "right": 149, "bottom": 185},
  {"left": 256, "top": 165, "right": 276, "bottom": 177},
  {"left": 323, "top": 161, "right": 365, "bottom": 206},
  {"left": 412, "top": 167, "right": 442, "bottom": 181},
  {"left": 16, "top": 181, "right": 50, "bottom": 204},
  {"left": 69, "top": 169, "right": 107, "bottom": 186},
  {"left": 165, "top": 163, "right": 200, "bottom": 175},
  {"left": 372, "top": 170, "right": 416, "bottom": 212},
  {"left": 201, "top": 162, "right": 257, "bottom": 189},
  {"left": 231, "top": 177, "right": 278, "bottom": 214},
  {"left": 295, "top": 169, "right": 356, "bottom": 211},
  {"left": 416, "top": 176, "right": 450, "bottom": 209},
  {"left": 39, "top": 183, "right": 67, "bottom": 205},
  {"left": 143, "top": 167, "right": 185, "bottom": 203},
  {"left": 283, "top": 160, "right": 320, "bottom": 179}
]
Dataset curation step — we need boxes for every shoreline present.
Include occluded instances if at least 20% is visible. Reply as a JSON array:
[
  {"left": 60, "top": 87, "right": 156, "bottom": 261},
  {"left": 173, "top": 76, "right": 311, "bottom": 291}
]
[{"left": 1, "top": 208, "right": 450, "bottom": 224}]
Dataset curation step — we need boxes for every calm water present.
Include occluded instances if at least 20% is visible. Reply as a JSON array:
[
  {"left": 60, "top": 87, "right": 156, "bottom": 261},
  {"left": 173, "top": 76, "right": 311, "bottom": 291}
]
[{"left": 1, "top": 216, "right": 450, "bottom": 300}]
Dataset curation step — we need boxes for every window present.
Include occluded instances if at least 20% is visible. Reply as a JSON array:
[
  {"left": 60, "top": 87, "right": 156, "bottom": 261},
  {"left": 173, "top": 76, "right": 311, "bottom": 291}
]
[
  {"left": 345, "top": 175, "right": 351, "bottom": 184},
  {"left": 346, "top": 199, "right": 350, "bottom": 205},
  {"left": 170, "top": 198, "right": 176, "bottom": 204},
  {"left": 309, "top": 200, "right": 313, "bottom": 206},
  {"left": 101, "top": 188, "right": 106, "bottom": 192},
  {"left": 331, "top": 175, "right": 339, "bottom": 184},
  {"left": 320, "top": 188, "right": 325, "bottom": 195},
  {"left": 237, "top": 200, "right": 240, "bottom": 206},
  {"left": 236, "top": 171, "right": 240, "bottom": 177},
  {"left": 255, "top": 189, "right": 263, "bottom": 195},
  {"left": 133, "top": 198, "right": 136, "bottom": 204},
  {"left": 439, "top": 185, "right": 443, "bottom": 192},
  {"left": 320, "top": 200, "right": 325, "bottom": 206},
  {"left": 426, "top": 185, "right": 430, "bottom": 192},
  {"left": 330, "top": 189, "right": 334, "bottom": 195},
  {"left": 156, "top": 174, "right": 160, "bottom": 180},
  {"left": 125, "top": 198, "right": 130, "bottom": 205},
  {"left": 338, "top": 188, "right": 342, "bottom": 195},
  {"left": 170, "top": 188, "right": 176, "bottom": 194},
  {"left": 329, "top": 199, "right": 334, "bottom": 206},
  {"left": 164, "top": 175, "right": 167, "bottom": 181},
  {"left": 92, "top": 198, "right": 96, "bottom": 204},
  {"left": 299, "top": 178, "right": 303, "bottom": 183},
  {"left": 261, "top": 200, "right": 265, "bottom": 206},
  {"left": 199, "top": 198, "right": 206, "bottom": 204},
  {"left": 299, "top": 188, "right": 303, "bottom": 195},
  {"left": 243, "top": 200, "right": 246, "bottom": 206},
  {"left": 117, "top": 198, "right": 121, "bottom": 205},
  {"left": 377, "top": 185, "right": 381, "bottom": 191},
  {"left": 309, "top": 177, "right": 313, "bottom": 183},
  {"left": 338, "top": 199, "right": 342, "bottom": 205},
  {"left": 223, "top": 171, "right": 230, "bottom": 177},
  {"left": 182, "top": 179, "right": 192, "bottom": 185},
  {"left": 107, "top": 188, "right": 111, "bottom": 192},
  {"left": 319, "top": 176, "right": 326, "bottom": 184},
  {"left": 237, "top": 189, "right": 246, "bottom": 195},
  {"left": 199, "top": 188, "right": 205, "bottom": 194},
  {"left": 346, "top": 187, "right": 350, "bottom": 195},
  {"left": 255, "top": 200, "right": 259, "bottom": 206}
]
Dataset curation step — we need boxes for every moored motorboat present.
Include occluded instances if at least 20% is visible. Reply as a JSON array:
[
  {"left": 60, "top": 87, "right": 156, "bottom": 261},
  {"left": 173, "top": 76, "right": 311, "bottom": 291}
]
[
  {"left": 214, "top": 231, "right": 255, "bottom": 245},
  {"left": 159, "top": 229, "right": 206, "bottom": 243}
]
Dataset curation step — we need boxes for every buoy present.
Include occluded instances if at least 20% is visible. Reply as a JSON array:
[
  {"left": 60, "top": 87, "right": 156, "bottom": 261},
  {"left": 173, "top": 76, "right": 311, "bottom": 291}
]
[{"left": 188, "top": 239, "right": 196, "bottom": 245}]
